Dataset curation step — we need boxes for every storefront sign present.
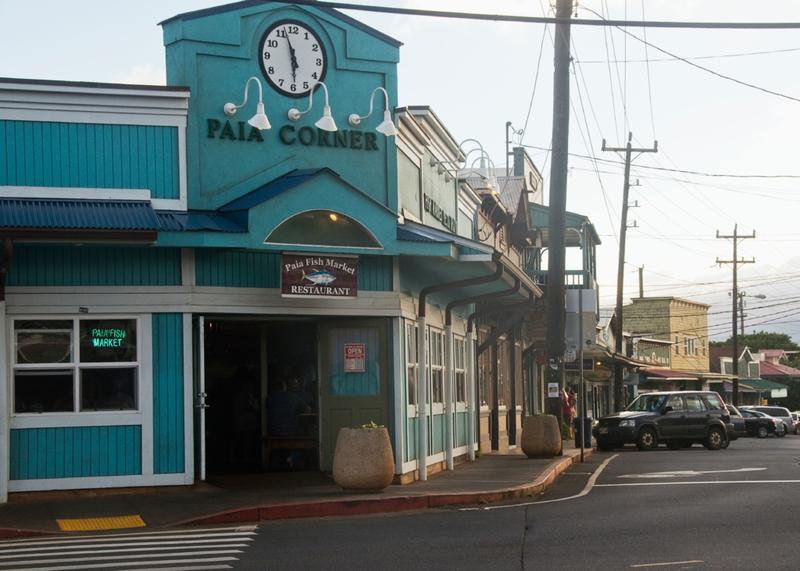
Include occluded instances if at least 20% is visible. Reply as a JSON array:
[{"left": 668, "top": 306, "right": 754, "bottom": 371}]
[
  {"left": 91, "top": 328, "right": 127, "bottom": 347},
  {"left": 423, "top": 193, "right": 457, "bottom": 233},
  {"left": 564, "top": 358, "right": 594, "bottom": 371},
  {"left": 584, "top": 365, "right": 613, "bottom": 382},
  {"left": 281, "top": 253, "right": 358, "bottom": 298},
  {"left": 206, "top": 120, "right": 379, "bottom": 151},
  {"left": 344, "top": 343, "right": 365, "bottom": 372}
]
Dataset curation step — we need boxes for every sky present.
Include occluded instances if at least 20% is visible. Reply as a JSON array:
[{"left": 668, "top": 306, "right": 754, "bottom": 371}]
[{"left": 2, "top": 0, "right": 800, "bottom": 345}]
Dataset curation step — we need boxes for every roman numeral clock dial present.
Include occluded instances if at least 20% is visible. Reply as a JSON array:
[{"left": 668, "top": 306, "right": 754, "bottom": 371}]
[{"left": 259, "top": 20, "right": 328, "bottom": 98}]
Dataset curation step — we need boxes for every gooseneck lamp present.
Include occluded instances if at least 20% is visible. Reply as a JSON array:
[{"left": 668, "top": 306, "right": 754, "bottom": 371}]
[
  {"left": 223, "top": 77, "right": 271, "bottom": 130},
  {"left": 348, "top": 86, "right": 398, "bottom": 136},
  {"left": 288, "top": 81, "right": 337, "bottom": 132}
]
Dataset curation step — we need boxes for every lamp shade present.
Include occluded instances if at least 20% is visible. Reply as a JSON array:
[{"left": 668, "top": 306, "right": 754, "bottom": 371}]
[
  {"left": 376, "top": 109, "right": 397, "bottom": 136},
  {"left": 248, "top": 102, "right": 271, "bottom": 130},
  {"left": 315, "top": 105, "right": 337, "bottom": 132}
]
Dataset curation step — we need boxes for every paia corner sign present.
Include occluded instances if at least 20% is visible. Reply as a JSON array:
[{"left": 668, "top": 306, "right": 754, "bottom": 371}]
[{"left": 281, "top": 253, "right": 358, "bottom": 298}]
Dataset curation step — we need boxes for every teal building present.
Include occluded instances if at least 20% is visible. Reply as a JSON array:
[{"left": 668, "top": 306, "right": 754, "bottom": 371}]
[{"left": 0, "top": 2, "right": 538, "bottom": 498}]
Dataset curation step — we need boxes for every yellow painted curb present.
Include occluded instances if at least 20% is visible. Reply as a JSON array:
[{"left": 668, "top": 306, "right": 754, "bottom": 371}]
[{"left": 57, "top": 515, "right": 146, "bottom": 531}]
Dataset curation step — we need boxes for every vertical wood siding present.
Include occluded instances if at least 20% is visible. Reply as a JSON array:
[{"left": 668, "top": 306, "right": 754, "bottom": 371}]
[
  {"left": 0, "top": 121, "right": 180, "bottom": 199},
  {"left": 358, "top": 256, "right": 392, "bottom": 292},
  {"left": 8, "top": 245, "right": 181, "bottom": 286},
  {"left": 152, "top": 313, "right": 185, "bottom": 474},
  {"left": 9, "top": 426, "right": 142, "bottom": 480},
  {"left": 328, "top": 327, "right": 381, "bottom": 396},
  {"left": 194, "top": 250, "right": 281, "bottom": 288},
  {"left": 194, "top": 251, "right": 392, "bottom": 291}
]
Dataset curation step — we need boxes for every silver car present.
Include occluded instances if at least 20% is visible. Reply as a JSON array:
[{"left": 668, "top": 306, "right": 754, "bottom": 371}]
[{"left": 742, "top": 405, "right": 792, "bottom": 437}]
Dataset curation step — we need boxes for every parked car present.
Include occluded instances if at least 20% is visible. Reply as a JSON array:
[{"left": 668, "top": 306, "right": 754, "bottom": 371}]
[
  {"left": 740, "top": 409, "right": 778, "bottom": 438},
  {"left": 726, "top": 404, "right": 747, "bottom": 441},
  {"left": 741, "top": 405, "right": 791, "bottom": 437},
  {"left": 792, "top": 412, "right": 800, "bottom": 435},
  {"left": 593, "top": 391, "right": 732, "bottom": 451}
]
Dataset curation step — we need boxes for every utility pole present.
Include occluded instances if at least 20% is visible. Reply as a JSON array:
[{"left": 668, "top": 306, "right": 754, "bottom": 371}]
[
  {"left": 738, "top": 291, "right": 767, "bottom": 335},
  {"left": 602, "top": 133, "right": 657, "bottom": 411},
  {"left": 716, "top": 224, "right": 756, "bottom": 407},
  {"left": 544, "top": 0, "right": 572, "bottom": 427}
]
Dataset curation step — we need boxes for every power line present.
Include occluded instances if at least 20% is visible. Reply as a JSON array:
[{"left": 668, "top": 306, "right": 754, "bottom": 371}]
[{"left": 288, "top": 0, "right": 800, "bottom": 29}]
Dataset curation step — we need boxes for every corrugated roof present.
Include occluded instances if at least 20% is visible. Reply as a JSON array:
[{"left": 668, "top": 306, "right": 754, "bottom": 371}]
[
  {"left": 156, "top": 211, "right": 246, "bottom": 233},
  {"left": 0, "top": 198, "right": 160, "bottom": 230},
  {"left": 397, "top": 225, "right": 449, "bottom": 243}
]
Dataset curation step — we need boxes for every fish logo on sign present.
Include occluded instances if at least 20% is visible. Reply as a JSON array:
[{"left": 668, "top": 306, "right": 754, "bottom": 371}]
[{"left": 302, "top": 268, "right": 337, "bottom": 286}]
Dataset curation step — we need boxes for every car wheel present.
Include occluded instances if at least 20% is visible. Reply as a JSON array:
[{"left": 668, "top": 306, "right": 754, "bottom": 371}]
[
  {"left": 758, "top": 425, "right": 768, "bottom": 438},
  {"left": 635, "top": 428, "right": 657, "bottom": 451},
  {"left": 777, "top": 424, "right": 786, "bottom": 437},
  {"left": 704, "top": 427, "right": 725, "bottom": 450},
  {"left": 722, "top": 437, "right": 730, "bottom": 449},
  {"left": 597, "top": 441, "right": 615, "bottom": 452}
]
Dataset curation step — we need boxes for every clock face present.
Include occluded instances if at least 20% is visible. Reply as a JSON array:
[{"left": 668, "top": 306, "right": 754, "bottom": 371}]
[{"left": 259, "top": 20, "right": 328, "bottom": 99}]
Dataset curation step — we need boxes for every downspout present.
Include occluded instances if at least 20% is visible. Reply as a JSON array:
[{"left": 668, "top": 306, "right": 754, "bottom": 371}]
[
  {"left": 417, "top": 252, "right": 503, "bottom": 480},
  {"left": 443, "top": 274, "right": 521, "bottom": 466}
]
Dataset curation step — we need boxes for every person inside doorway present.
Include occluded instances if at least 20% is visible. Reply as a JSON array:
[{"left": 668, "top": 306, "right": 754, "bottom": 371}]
[{"left": 266, "top": 377, "right": 312, "bottom": 470}]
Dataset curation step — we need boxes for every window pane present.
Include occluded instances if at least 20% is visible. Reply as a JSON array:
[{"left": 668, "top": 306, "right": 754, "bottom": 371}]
[
  {"left": 407, "top": 366, "right": 417, "bottom": 406},
  {"left": 80, "top": 368, "right": 138, "bottom": 411},
  {"left": 14, "top": 320, "right": 73, "bottom": 364},
  {"left": 456, "top": 371, "right": 466, "bottom": 402},
  {"left": 80, "top": 319, "right": 137, "bottom": 363},
  {"left": 432, "top": 369, "right": 443, "bottom": 403},
  {"left": 14, "top": 370, "right": 74, "bottom": 413}
]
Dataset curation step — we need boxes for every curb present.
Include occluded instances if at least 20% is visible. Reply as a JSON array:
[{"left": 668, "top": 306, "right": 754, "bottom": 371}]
[
  {"left": 0, "top": 449, "right": 593, "bottom": 538},
  {"left": 172, "top": 449, "right": 592, "bottom": 527}
]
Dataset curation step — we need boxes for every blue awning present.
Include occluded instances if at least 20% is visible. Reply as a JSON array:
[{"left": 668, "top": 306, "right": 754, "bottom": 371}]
[{"left": 0, "top": 198, "right": 160, "bottom": 231}]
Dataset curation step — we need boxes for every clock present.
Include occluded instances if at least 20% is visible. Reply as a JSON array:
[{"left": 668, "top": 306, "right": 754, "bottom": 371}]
[{"left": 259, "top": 19, "right": 328, "bottom": 99}]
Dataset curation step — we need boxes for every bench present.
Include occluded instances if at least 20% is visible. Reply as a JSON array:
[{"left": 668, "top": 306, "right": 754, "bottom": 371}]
[{"left": 262, "top": 436, "right": 317, "bottom": 467}]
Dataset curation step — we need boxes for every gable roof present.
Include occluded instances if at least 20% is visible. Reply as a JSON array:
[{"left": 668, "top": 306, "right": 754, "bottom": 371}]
[
  {"left": 159, "top": 1, "right": 402, "bottom": 48},
  {"left": 219, "top": 167, "right": 396, "bottom": 216}
]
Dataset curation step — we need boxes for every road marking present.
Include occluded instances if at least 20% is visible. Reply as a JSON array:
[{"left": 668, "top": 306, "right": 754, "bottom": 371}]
[
  {"left": 460, "top": 454, "right": 619, "bottom": 511},
  {"left": 619, "top": 468, "right": 767, "bottom": 479},
  {"left": 631, "top": 560, "right": 703, "bottom": 567},
  {"left": 597, "top": 479, "right": 800, "bottom": 487}
]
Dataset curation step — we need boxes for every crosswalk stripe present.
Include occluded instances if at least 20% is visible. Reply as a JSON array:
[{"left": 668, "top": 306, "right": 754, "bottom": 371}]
[{"left": 0, "top": 526, "right": 257, "bottom": 571}]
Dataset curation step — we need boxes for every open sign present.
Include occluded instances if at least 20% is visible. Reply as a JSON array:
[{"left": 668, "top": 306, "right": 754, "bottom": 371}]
[{"left": 344, "top": 343, "right": 365, "bottom": 372}]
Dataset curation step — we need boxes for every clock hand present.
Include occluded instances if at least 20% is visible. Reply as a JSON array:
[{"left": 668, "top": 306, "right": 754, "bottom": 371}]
[{"left": 284, "top": 28, "right": 299, "bottom": 82}]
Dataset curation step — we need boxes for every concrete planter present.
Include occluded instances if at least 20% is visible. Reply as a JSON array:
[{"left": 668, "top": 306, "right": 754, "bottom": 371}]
[
  {"left": 332, "top": 427, "right": 395, "bottom": 493},
  {"left": 520, "top": 415, "right": 562, "bottom": 458}
]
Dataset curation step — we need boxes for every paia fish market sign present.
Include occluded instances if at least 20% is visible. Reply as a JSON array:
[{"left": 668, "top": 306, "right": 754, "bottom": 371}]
[{"left": 281, "top": 253, "right": 358, "bottom": 298}]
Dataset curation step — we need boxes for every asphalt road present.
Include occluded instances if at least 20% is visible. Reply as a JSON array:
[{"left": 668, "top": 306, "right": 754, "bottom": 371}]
[
  {"left": 3, "top": 436, "right": 798, "bottom": 570},
  {"left": 242, "top": 436, "right": 800, "bottom": 571}
]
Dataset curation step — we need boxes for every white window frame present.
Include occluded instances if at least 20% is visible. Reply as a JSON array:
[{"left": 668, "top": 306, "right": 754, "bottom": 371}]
[
  {"left": 454, "top": 336, "right": 467, "bottom": 412},
  {"left": 405, "top": 320, "right": 418, "bottom": 415},
  {"left": 11, "top": 315, "right": 141, "bottom": 424},
  {"left": 429, "top": 328, "right": 444, "bottom": 414},
  {"left": 684, "top": 337, "right": 697, "bottom": 356}
]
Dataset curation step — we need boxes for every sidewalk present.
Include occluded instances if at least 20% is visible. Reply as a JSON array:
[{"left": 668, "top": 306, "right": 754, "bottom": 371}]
[{"left": 0, "top": 445, "right": 593, "bottom": 538}]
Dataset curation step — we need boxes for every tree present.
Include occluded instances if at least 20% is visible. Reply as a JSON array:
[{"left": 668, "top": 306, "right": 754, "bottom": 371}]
[{"left": 710, "top": 331, "right": 800, "bottom": 368}]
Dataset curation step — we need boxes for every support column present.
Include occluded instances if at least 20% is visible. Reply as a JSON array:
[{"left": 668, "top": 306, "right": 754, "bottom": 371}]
[
  {"left": 467, "top": 329, "right": 476, "bottom": 461},
  {"left": 444, "top": 324, "right": 454, "bottom": 470},
  {"left": 417, "top": 316, "right": 428, "bottom": 481}
]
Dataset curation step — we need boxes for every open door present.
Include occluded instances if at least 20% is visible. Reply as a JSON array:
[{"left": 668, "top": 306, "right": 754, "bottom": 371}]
[
  {"left": 192, "top": 316, "right": 207, "bottom": 481},
  {"left": 319, "top": 319, "right": 391, "bottom": 472}
]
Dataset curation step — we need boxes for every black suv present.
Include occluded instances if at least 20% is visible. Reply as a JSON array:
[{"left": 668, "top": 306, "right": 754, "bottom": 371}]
[{"left": 592, "top": 391, "right": 732, "bottom": 451}]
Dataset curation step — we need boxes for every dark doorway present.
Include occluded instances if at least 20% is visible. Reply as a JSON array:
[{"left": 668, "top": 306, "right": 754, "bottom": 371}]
[{"left": 203, "top": 319, "right": 318, "bottom": 477}]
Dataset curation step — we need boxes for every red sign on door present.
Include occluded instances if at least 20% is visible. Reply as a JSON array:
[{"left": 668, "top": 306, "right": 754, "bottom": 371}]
[{"left": 344, "top": 343, "right": 365, "bottom": 372}]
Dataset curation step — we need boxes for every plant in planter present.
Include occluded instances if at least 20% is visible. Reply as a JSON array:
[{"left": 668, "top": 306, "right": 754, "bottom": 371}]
[
  {"left": 520, "top": 414, "right": 562, "bottom": 458},
  {"left": 332, "top": 422, "right": 395, "bottom": 493}
]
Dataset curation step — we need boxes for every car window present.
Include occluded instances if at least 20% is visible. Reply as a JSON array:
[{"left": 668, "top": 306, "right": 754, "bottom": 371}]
[
  {"left": 742, "top": 410, "right": 757, "bottom": 418},
  {"left": 685, "top": 395, "right": 706, "bottom": 412},
  {"left": 704, "top": 393, "right": 725, "bottom": 410},
  {"left": 627, "top": 394, "right": 666, "bottom": 412},
  {"left": 665, "top": 395, "right": 685, "bottom": 412}
]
